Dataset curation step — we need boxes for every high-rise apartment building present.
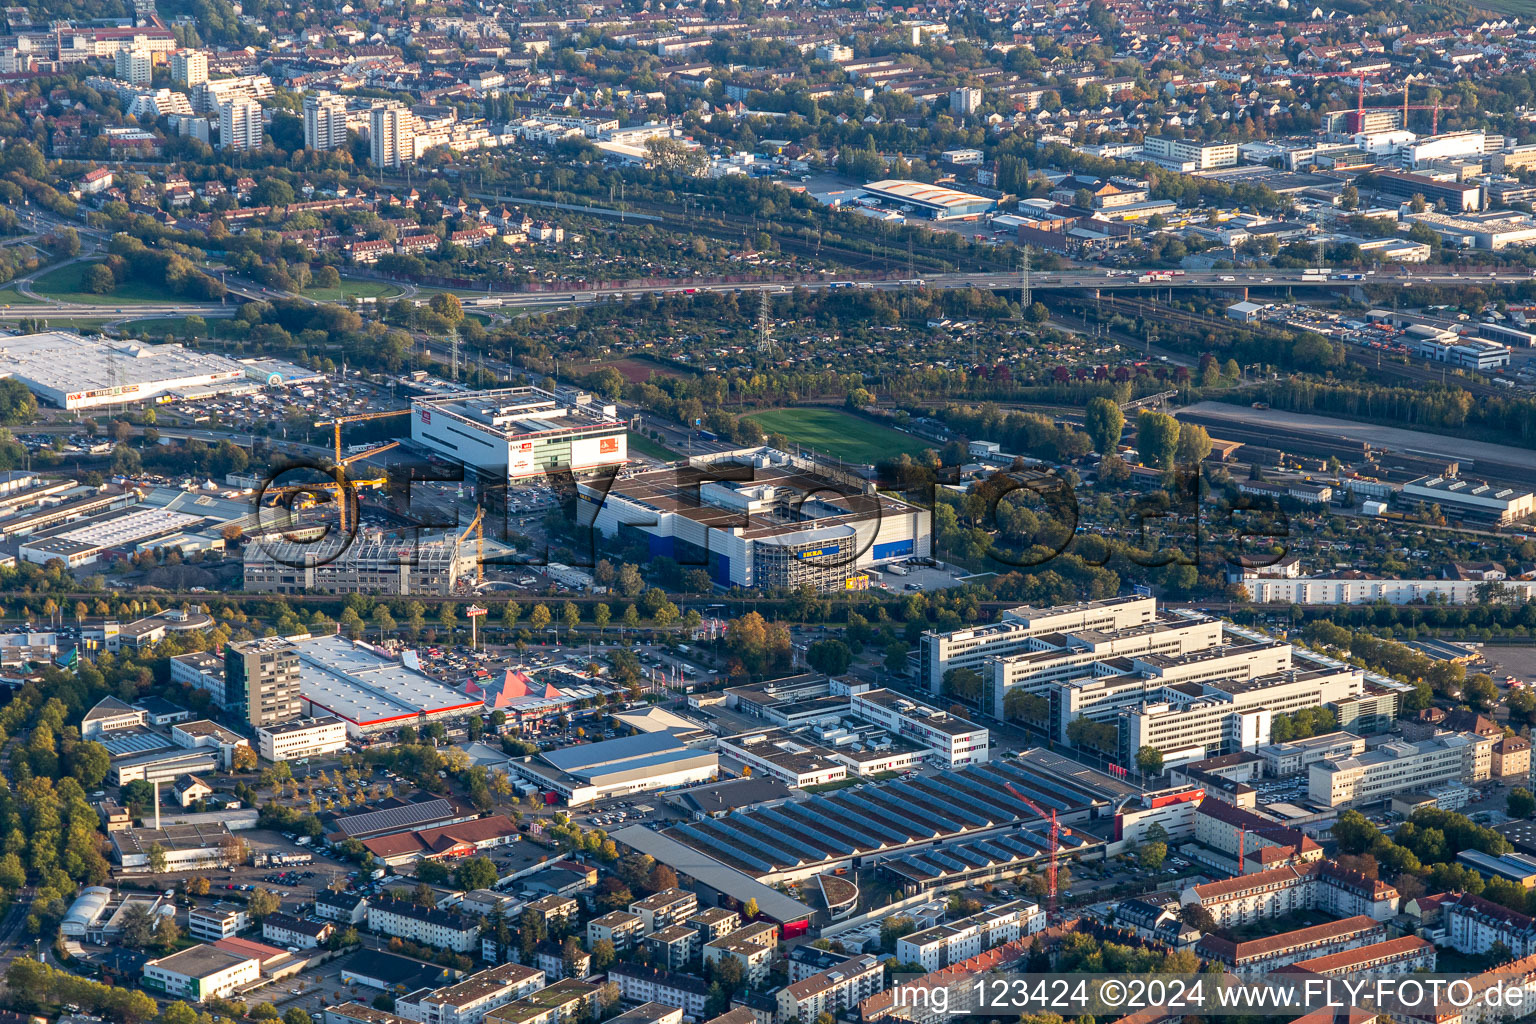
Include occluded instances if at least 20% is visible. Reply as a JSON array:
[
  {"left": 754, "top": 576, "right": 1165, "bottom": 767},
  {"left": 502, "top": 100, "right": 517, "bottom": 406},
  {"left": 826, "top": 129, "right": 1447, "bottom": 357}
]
[
  {"left": 224, "top": 636, "right": 303, "bottom": 728},
  {"left": 303, "top": 92, "right": 348, "bottom": 152},
  {"left": 171, "top": 49, "right": 208, "bottom": 88},
  {"left": 370, "top": 100, "right": 414, "bottom": 169},
  {"left": 115, "top": 48, "right": 153, "bottom": 85},
  {"left": 219, "top": 97, "right": 263, "bottom": 151}
]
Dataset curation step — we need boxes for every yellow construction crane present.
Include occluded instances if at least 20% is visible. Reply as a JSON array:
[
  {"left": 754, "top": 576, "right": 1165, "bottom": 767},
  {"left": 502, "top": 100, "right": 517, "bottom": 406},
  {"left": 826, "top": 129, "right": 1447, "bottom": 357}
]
[
  {"left": 261, "top": 443, "right": 399, "bottom": 532},
  {"left": 314, "top": 409, "right": 412, "bottom": 467},
  {"left": 455, "top": 506, "right": 485, "bottom": 586}
]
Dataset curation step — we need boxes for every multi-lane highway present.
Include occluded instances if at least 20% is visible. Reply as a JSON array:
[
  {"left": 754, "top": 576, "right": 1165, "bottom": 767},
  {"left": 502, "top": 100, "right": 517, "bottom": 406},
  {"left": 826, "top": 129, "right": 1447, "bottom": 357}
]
[{"left": 4, "top": 264, "right": 1531, "bottom": 320}]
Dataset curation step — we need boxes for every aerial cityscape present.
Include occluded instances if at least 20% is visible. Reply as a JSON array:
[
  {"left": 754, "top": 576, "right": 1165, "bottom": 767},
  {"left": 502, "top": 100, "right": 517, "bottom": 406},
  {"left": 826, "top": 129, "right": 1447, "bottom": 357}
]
[{"left": 4, "top": 0, "right": 1536, "bottom": 1021}]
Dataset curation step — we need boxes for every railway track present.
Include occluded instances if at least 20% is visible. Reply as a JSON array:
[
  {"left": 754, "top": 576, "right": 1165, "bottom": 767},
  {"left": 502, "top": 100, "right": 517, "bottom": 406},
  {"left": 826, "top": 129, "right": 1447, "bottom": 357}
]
[{"left": 1087, "top": 295, "right": 1510, "bottom": 399}]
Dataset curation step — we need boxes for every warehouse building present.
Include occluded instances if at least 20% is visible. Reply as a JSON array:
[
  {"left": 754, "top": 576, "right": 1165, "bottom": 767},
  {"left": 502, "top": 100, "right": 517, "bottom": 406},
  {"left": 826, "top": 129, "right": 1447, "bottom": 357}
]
[
  {"left": 0, "top": 332, "right": 249, "bottom": 410},
  {"left": 506, "top": 732, "right": 718, "bottom": 807},
  {"left": 1399, "top": 474, "right": 1535, "bottom": 527},
  {"left": 582, "top": 448, "right": 930, "bottom": 592},
  {"left": 19, "top": 508, "right": 214, "bottom": 568},
  {"left": 620, "top": 750, "right": 1109, "bottom": 887},
  {"left": 284, "top": 634, "right": 484, "bottom": 737},
  {"left": 858, "top": 180, "right": 997, "bottom": 219},
  {"left": 112, "top": 822, "right": 239, "bottom": 871},
  {"left": 410, "top": 387, "right": 627, "bottom": 483}
]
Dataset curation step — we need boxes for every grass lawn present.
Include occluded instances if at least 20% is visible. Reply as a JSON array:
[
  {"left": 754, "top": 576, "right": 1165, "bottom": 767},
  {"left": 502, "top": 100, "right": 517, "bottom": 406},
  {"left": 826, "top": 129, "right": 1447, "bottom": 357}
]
[
  {"left": 743, "top": 408, "right": 932, "bottom": 464},
  {"left": 0, "top": 286, "right": 43, "bottom": 306},
  {"left": 628, "top": 433, "right": 678, "bottom": 462},
  {"left": 120, "top": 316, "right": 237, "bottom": 339},
  {"left": 303, "top": 278, "right": 402, "bottom": 302},
  {"left": 32, "top": 261, "right": 168, "bottom": 305}
]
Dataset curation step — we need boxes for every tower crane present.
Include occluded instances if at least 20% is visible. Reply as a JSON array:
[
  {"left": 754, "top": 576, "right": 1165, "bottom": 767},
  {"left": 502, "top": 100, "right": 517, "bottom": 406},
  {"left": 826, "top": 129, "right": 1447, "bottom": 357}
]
[
  {"left": 262, "top": 441, "right": 400, "bottom": 532},
  {"left": 455, "top": 505, "right": 485, "bottom": 586},
  {"left": 1002, "top": 780, "right": 1069, "bottom": 919},
  {"left": 314, "top": 409, "right": 412, "bottom": 467}
]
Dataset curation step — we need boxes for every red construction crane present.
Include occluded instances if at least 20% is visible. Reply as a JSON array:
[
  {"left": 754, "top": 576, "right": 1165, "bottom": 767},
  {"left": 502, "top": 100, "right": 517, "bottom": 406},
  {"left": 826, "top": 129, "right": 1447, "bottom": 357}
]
[
  {"left": 1292, "top": 70, "right": 1369, "bottom": 131},
  {"left": 1003, "top": 781, "right": 1068, "bottom": 918}
]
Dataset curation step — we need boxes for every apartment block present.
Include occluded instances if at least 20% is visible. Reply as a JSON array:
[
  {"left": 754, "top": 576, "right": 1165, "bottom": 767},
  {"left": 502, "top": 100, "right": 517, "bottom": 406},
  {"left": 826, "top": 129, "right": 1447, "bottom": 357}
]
[
  {"left": 1183, "top": 860, "right": 1401, "bottom": 929},
  {"left": 171, "top": 49, "right": 207, "bottom": 87},
  {"left": 219, "top": 96, "right": 263, "bottom": 152},
  {"left": 776, "top": 954, "right": 884, "bottom": 1024},
  {"left": 630, "top": 889, "right": 698, "bottom": 934},
  {"left": 688, "top": 908, "right": 740, "bottom": 943},
  {"left": 366, "top": 897, "right": 481, "bottom": 953},
  {"left": 642, "top": 925, "right": 698, "bottom": 972},
  {"left": 396, "top": 963, "right": 547, "bottom": 1024},
  {"left": 703, "top": 922, "right": 779, "bottom": 986},
  {"left": 605, "top": 964, "right": 709, "bottom": 1021},
  {"left": 587, "top": 911, "right": 644, "bottom": 952},
  {"left": 1196, "top": 916, "right": 1385, "bottom": 977},
  {"left": 895, "top": 901, "right": 1036, "bottom": 971},
  {"left": 370, "top": 100, "right": 415, "bottom": 169},
  {"left": 304, "top": 92, "right": 349, "bottom": 151}
]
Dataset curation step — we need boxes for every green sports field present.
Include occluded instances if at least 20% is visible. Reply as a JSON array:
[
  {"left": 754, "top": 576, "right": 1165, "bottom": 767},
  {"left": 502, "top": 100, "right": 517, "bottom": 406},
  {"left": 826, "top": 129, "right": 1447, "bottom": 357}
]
[
  {"left": 743, "top": 408, "right": 932, "bottom": 464},
  {"left": 303, "top": 278, "right": 402, "bottom": 302}
]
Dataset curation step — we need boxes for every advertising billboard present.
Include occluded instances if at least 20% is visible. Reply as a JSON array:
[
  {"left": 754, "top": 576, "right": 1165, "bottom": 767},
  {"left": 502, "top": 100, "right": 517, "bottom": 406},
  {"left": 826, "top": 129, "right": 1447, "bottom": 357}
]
[
  {"left": 508, "top": 439, "right": 536, "bottom": 478},
  {"left": 570, "top": 433, "right": 627, "bottom": 469}
]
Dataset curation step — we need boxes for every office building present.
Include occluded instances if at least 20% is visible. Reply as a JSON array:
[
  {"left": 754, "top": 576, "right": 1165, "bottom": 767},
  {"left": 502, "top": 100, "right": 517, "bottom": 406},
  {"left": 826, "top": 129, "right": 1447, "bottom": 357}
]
[
  {"left": 219, "top": 97, "right": 262, "bottom": 151},
  {"left": 257, "top": 717, "right": 348, "bottom": 762},
  {"left": 243, "top": 530, "right": 477, "bottom": 596},
  {"left": 171, "top": 49, "right": 208, "bottom": 88},
  {"left": 1142, "top": 136, "right": 1239, "bottom": 171},
  {"left": 304, "top": 92, "right": 349, "bottom": 151},
  {"left": 188, "top": 906, "right": 248, "bottom": 942},
  {"left": 143, "top": 945, "right": 261, "bottom": 1002},
  {"left": 225, "top": 636, "right": 304, "bottom": 728},
  {"left": 370, "top": 101, "right": 414, "bottom": 169},
  {"left": 1309, "top": 732, "right": 1494, "bottom": 807}
]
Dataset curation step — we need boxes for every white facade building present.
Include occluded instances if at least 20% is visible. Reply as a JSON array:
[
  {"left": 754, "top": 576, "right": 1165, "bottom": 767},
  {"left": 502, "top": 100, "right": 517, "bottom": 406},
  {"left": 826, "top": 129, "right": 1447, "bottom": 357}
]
[
  {"left": 257, "top": 717, "right": 348, "bottom": 762},
  {"left": 219, "top": 97, "right": 263, "bottom": 151},
  {"left": 304, "top": 92, "right": 349, "bottom": 152}
]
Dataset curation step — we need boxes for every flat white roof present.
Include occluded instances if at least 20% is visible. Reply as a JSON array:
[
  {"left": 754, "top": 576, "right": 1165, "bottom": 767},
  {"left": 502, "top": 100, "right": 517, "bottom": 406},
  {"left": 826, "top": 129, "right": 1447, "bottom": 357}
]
[
  {"left": 295, "top": 635, "right": 482, "bottom": 726},
  {"left": 0, "top": 332, "right": 246, "bottom": 400},
  {"left": 60, "top": 508, "right": 206, "bottom": 549}
]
